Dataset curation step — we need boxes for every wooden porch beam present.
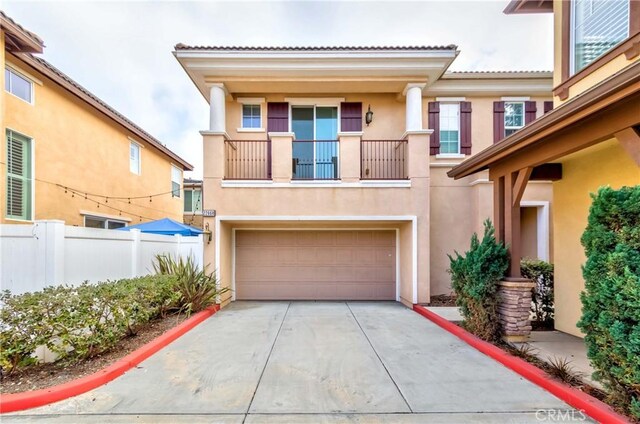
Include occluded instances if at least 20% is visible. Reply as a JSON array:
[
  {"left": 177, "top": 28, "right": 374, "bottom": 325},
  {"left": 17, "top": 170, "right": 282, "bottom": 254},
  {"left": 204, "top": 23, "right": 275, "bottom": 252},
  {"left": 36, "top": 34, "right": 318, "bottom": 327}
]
[
  {"left": 512, "top": 167, "right": 533, "bottom": 207},
  {"left": 615, "top": 126, "right": 640, "bottom": 166}
]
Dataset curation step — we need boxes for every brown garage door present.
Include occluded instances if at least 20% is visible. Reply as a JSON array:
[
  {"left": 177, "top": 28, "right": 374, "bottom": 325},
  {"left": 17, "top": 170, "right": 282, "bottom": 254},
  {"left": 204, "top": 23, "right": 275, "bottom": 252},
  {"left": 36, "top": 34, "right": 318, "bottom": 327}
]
[{"left": 235, "top": 230, "right": 396, "bottom": 300}]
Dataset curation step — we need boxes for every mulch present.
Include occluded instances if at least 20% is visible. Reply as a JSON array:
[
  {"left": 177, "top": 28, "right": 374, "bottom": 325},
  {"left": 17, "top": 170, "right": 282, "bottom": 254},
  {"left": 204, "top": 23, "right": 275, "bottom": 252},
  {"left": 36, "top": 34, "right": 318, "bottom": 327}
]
[
  {"left": 0, "top": 313, "right": 188, "bottom": 394},
  {"left": 427, "top": 294, "right": 457, "bottom": 307}
]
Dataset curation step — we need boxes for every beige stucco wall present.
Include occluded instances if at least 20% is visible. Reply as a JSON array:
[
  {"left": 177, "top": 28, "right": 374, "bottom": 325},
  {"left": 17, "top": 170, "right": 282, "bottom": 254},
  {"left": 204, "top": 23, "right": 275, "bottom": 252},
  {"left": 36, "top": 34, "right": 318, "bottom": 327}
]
[
  {"left": 553, "top": 139, "right": 639, "bottom": 337},
  {"left": 2, "top": 53, "right": 184, "bottom": 226},
  {"left": 520, "top": 206, "right": 538, "bottom": 260}
]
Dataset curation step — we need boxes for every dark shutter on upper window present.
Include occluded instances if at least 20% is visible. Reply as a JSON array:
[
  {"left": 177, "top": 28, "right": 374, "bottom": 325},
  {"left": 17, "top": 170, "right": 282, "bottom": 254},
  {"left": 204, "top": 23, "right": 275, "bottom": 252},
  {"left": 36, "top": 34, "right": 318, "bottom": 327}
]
[
  {"left": 340, "top": 102, "right": 362, "bottom": 132},
  {"left": 267, "top": 102, "right": 289, "bottom": 132},
  {"left": 493, "top": 101, "right": 505, "bottom": 144},
  {"left": 428, "top": 102, "right": 440, "bottom": 155},
  {"left": 525, "top": 101, "right": 537, "bottom": 124},
  {"left": 459, "top": 101, "right": 472, "bottom": 155},
  {"left": 543, "top": 101, "right": 554, "bottom": 114}
]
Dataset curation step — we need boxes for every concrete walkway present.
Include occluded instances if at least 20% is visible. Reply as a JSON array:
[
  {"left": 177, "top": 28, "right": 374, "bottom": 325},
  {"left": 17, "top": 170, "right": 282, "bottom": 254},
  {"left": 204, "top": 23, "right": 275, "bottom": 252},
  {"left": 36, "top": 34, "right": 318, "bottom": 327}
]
[{"left": 4, "top": 301, "right": 587, "bottom": 423}]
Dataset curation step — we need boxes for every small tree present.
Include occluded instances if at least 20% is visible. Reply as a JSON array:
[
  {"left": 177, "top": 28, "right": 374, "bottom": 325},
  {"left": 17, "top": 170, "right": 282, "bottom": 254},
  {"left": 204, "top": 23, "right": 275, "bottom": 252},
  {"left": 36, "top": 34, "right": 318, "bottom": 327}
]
[
  {"left": 521, "top": 259, "right": 554, "bottom": 328},
  {"left": 578, "top": 186, "right": 640, "bottom": 419},
  {"left": 449, "top": 220, "right": 509, "bottom": 342}
]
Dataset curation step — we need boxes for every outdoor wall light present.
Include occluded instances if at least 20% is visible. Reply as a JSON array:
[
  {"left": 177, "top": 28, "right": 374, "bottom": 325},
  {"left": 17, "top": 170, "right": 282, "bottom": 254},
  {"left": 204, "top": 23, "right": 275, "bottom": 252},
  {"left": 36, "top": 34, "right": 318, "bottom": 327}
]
[
  {"left": 365, "top": 105, "right": 374, "bottom": 126},
  {"left": 204, "top": 222, "right": 213, "bottom": 244}
]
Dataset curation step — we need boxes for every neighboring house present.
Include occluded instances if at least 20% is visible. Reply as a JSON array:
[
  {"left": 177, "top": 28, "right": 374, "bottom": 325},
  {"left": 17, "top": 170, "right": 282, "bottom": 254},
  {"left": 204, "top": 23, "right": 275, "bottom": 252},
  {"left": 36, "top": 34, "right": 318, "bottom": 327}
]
[
  {"left": 183, "top": 178, "right": 203, "bottom": 228},
  {"left": 174, "top": 44, "right": 553, "bottom": 305},
  {"left": 449, "top": 0, "right": 640, "bottom": 337},
  {"left": 1, "top": 12, "right": 192, "bottom": 228}
]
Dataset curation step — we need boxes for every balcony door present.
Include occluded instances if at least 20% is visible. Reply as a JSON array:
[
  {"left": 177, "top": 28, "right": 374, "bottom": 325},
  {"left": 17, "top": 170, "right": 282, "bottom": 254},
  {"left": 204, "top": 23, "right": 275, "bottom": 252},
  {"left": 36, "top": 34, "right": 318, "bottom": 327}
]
[{"left": 292, "top": 106, "right": 338, "bottom": 179}]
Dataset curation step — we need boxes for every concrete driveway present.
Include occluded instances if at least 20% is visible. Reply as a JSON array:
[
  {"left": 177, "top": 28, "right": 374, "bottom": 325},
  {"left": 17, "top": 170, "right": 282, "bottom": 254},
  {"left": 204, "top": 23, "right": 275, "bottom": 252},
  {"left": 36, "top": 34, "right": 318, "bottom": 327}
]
[{"left": 5, "top": 301, "right": 586, "bottom": 423}]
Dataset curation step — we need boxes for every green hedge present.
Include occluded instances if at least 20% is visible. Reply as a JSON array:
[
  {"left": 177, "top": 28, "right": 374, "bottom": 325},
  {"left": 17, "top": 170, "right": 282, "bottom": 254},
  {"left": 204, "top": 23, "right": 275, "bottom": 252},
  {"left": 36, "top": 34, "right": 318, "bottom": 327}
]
[
  {"left": 577, "top": 186, "right": 640, "bottom": 418},
  {"left": 449, "top": 220, "right": 509, "bottom": 342},
  {"left": 0, "top": 275, "right": 180, "bottom": 374}
]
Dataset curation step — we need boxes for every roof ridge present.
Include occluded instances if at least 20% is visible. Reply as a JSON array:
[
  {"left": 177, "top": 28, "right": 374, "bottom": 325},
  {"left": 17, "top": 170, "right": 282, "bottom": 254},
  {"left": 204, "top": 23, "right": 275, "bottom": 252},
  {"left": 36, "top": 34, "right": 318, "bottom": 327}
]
[{"left": 174, "top": 44, "right": 458, "bottom": 51}]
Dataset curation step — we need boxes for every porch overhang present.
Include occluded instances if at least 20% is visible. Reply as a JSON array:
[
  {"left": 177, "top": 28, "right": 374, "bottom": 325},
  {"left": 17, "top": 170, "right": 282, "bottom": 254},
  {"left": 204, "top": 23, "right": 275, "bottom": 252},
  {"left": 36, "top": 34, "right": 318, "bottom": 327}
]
[
  {"left": 447, "top": 61, "right": 640, "bottom": 279},
  {"left": 173, "top": 45, "right": 459, "bottom": 100}
]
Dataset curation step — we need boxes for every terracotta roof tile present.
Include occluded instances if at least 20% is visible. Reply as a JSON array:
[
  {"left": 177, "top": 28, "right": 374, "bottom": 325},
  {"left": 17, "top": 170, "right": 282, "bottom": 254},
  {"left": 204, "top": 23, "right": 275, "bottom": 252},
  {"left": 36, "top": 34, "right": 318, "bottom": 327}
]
[
  {"left": 174, "top": 44, "right": 458, "bottom": 51},
  {"left": 0, "top": 10, "right": 45, "bottom": 52}
]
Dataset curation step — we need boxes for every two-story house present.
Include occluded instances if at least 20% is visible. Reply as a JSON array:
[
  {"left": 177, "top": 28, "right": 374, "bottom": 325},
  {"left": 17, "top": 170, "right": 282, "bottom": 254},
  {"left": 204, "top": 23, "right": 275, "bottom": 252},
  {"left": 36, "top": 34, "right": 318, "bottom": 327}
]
[
  {"left": 450, "top": 0, "right": 639, "bottom": 336},
  {"left": 1, "top": 12, "right": 192, "bottom": 228},
  {"left": 174, "top": 45, "right": 553, "bottom": 306}
]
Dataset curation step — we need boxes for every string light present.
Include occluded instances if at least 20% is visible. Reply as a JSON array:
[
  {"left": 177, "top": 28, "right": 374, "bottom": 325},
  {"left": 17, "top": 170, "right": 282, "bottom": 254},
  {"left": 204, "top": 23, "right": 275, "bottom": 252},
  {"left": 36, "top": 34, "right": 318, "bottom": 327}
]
[{"left": 0, "top": 161, "right": 184, "bottom": 222}]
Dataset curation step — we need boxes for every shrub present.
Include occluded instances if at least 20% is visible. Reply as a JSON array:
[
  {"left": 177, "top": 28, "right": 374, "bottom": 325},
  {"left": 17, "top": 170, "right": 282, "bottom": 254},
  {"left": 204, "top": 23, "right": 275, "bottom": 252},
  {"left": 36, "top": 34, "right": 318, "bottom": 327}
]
[
  {"left": 448, "top": 220, "right": 509, "bottom": 342},
  {"left": 577, "top": 186, "right": 640, "bottom": 418},
  {"left": 0, "top": 274, "right": 179, "bottom": 374},
  {"left": 154, "top": 254, "right": 229, "bottom": 315},
  {"left": 521, "top": 259, "right": 554, "bottom": 327}
]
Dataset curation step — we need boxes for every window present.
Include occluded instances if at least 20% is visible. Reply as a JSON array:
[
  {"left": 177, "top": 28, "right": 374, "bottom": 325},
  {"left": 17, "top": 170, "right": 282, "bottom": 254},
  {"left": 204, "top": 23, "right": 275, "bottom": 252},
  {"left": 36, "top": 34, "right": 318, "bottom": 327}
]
[
  {"left": 504, "top": 102, "right": 525, "bottom": 136},
  {"left": 5, "top": 130, "right": 32, "bottom": 220},
  {"left": 184, "top": 189, "right": 202, "bottom": 213},
  {"left": 84, "top": 215, "right": 126, "bottom": 229},
  {"left": 242, "top": 104, "right": 261, "bottom": 129},
  {"left": 5, "top": 67, "right": 33, "bottom": 103},
  {"left": 130, "top": 142, "right": 141, "bottom": 174},
  {"left": 572, "top": 0, "right": 630, "bottom": 73},
  {"left": 171, "top": 166, "right": 181, "bottom": 197},
  {"left": 439, "top": 103, "right": 460, "bottom": 154}
]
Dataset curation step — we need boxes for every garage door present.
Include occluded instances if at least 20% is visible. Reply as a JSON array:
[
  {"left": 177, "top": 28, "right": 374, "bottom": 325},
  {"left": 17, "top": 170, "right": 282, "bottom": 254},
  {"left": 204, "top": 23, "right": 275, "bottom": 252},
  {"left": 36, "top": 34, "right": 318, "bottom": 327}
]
[{"left": 235, "top": 230, "right": 396, "bottom": 300}]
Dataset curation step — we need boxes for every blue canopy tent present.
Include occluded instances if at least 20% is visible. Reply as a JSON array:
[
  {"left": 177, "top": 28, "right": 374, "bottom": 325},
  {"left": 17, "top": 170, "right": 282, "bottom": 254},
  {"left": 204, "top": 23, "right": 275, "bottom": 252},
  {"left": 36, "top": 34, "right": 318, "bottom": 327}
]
[{"left": 117, "top": 218, "right": 203, "bottom": 236}]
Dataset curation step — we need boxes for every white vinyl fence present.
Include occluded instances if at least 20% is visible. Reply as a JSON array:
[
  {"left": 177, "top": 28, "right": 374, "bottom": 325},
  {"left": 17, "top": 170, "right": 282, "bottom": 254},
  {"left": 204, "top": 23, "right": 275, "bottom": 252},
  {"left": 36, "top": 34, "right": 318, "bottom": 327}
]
[{"left": 0, "top": 220, "right": 204, "bottom": 295}]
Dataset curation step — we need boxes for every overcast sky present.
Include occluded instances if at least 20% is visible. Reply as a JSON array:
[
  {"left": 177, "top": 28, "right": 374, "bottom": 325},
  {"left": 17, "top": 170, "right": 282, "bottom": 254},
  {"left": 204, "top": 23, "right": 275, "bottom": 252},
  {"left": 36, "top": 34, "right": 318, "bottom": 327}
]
[{"left": 4, "top": 1, "right": 553, "bottom": 178}]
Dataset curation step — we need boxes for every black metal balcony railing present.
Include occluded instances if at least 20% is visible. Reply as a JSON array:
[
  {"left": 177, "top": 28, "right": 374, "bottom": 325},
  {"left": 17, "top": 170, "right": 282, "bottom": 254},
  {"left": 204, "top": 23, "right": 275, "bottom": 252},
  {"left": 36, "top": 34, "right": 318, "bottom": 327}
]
[
  {"left": 361, "top": 140, "right": 408, "bottom": 180},
  {"left": 292, "top": 140, "right": 340, "bottom": 180},
  {"left": 224, "top": 140, "right": 271, "bottom": 180}
]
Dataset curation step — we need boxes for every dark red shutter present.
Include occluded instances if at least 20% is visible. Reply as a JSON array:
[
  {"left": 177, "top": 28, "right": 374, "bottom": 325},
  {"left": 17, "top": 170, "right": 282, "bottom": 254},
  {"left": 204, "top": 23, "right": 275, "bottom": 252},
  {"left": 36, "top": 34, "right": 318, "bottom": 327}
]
[
  {"left": 428, "top": 102, "right": 440, "bottom": 155},
  {"left": 543, "top": 101, "right": 554, "bottom": 114},
  {"left": 459, "top": 101, "right": 472, "bottom": 155},
  {"left": 525, "top": 101, "right": 537, "bottom": 124},
  {"left": 267, "top": 102, "right": 289, "bottom": 132},
  {"left": 340, "top": 102, "right": 362, "bottom": 132},
  {"left": 493, "top": 101, "right": 505, "bottom": 144}
]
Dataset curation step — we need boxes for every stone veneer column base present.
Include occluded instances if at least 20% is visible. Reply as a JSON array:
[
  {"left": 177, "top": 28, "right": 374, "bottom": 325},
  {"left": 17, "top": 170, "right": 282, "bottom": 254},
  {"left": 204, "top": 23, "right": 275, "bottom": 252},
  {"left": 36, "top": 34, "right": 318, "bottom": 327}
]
[{"left": 498, "top": 279, "right": 536, "bottom": 342}]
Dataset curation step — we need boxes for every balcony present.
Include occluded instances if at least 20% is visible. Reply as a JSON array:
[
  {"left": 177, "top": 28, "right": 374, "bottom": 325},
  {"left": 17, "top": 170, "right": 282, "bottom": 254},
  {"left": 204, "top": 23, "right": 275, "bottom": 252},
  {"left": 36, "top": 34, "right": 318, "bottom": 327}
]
[
  {"left": 361, "top": 140, "right": 408, "bottom": 180},
  {"left": 292, "top": 140, "right": 340, "bottom": 180},
  {"left": 224, "top": 140, "right": 271, "bottom": 180},
  {"left": 222, "top": 136, "right": 416, "bottom": 182}
]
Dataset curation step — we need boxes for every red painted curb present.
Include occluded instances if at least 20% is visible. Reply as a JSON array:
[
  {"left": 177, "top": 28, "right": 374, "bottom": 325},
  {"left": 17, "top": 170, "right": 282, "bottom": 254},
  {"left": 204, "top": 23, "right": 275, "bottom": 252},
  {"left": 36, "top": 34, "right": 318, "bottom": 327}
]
[
  {"left": 0, "top": 304, "right": 220, "bottom": 414},
  {"left": 413, "top": 305, "right": 630, "bottom": 424}
]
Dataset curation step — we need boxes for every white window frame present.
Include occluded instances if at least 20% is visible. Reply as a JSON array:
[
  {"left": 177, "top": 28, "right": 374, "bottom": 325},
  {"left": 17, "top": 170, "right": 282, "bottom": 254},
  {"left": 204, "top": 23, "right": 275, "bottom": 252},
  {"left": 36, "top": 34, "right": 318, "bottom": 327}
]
[
  {"left": 237, "top": 97, "right": 265, "bottom": 132},
  {"left": 5, "top": 66, "right": 34, "bottom": 104},
  {"left": 171, "top": 165, "right": 182, "bottom": 198},
  {"left": 570, "top": 0, "right": 631, "bottom": 75},
  {"left": 83, "top": 215, "right": 127, "bottom": 229},
  {"left": 5, "top": 129, "right": 34, "bottom": 222},
  {"left": 241, "top": 104, "right": 262, "bottom": 130},
  {"left": 438, "top": 102, "right": 461, "bottom": 156},
  {"left": 129, "top": 140, "right": 141, "bottom": 175},
  {"left": 504, "top": 101, "right": 525, "bottom": 137},
  {"left": 184, "top": 188, "right": 203, "bottom": 213}
]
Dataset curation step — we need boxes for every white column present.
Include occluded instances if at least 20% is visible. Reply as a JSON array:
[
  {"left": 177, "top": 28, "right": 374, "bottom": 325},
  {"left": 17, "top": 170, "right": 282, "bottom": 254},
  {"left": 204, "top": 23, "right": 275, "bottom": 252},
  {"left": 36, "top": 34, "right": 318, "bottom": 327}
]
[
  {"left": 209, "top": 83, "right": 226, "bottom": 132},
  {"left": 405, "top": 83, "right": 426, "bottom": 132}
]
